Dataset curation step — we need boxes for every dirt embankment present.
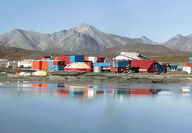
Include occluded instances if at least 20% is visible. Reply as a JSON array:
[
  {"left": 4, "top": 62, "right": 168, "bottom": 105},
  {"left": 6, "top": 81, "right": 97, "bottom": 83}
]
[{"left": 0, "top": 71, "right": 192, "bottom": 84}]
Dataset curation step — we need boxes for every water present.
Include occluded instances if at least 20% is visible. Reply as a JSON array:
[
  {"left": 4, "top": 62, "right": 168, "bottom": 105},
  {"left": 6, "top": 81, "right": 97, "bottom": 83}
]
[{"left": 0, "top": 81, "right": 192, "bottom": 133}]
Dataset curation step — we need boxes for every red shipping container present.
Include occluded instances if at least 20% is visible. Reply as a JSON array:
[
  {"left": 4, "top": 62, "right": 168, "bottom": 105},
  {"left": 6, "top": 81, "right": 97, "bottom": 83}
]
[
  {"left": 85, "top": 61, "right": 93, "bottom": 68},
  {"left": 97, "top": 57, "right": 105, "bottom": 63},
  {"left": 53, "top": 56, "right": 59, "bottom": 60},
  {"left": 32, "top": 60, "right": 42, "bottom": 70},
  {"left": 64, "top": 56, "right": 70, "bottom": 65},
  {"left": 58, "top": 55, "right": 70, "bottom": 60},
  {"left": 186, "top": 62, "right": 192, "bottom": 67},
  {"left": 84, "top": 56, "right": 89, "bottom": 61},
  {"left": 39, "top": 57, "right": 44, "bottom": 60},
  {"left": 130, "top": 60, "right": 155, "bottom": 73},
  {"left": 39, "top": 56, "right": 51, "bottom": 60},
  {"left": 41, "top": 61, "right": 49, "bottom": 70},
  {"left": 58, "top": 55, "right": 70, "bottom": 65},
  {"left": 53, "top": 61, "right": 65, "bottom": 65}
]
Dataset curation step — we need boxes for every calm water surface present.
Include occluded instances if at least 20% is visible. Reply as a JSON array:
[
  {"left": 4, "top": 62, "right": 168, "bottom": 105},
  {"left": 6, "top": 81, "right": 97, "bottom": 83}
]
[{"left": 0, "top": 81, "right": 192, "bottom": 133}]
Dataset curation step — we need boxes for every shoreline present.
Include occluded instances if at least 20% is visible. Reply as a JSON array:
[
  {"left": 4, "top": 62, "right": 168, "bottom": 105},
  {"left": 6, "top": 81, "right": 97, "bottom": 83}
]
[{"left": 0, "top": 71, "right": 192, "bottom": 84}]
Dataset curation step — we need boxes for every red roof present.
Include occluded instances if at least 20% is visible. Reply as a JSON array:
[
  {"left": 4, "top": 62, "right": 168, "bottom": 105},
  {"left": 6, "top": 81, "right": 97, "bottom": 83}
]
[
  {"left": 130, "top": 60, "right": 155, "bottom": 73},
  {"left": 130, "top": 60, "right": 155, "bottom": 69}
]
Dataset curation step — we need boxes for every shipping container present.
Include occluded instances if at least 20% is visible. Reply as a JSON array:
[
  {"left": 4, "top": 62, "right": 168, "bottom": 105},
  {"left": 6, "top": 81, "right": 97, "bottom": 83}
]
[
  {"left": 88, "top": 57, "right": 98, "bottom": 63},
  {"left": 39, "top": 56, "right": 51, "bottom": 60},
  {"left": 84, "top": 56, "right": 89, "bottom": 61},
  {"left": 97, "top": 57, "right": 105, "bottom": 63},
  {"left": 49, "top": 61, "right": 65, "bottom": 70},
  {"left": 64, "top": 56, "right": 70, "bottom": 65},
  {"left": 58, "top": 55, "right": 70, "bottom": 65},
  {"left": 70, "top": 55, "right": 84, "bottom": 62},
  {"left": 51, "top": 65, "right": 65, "bottom": 71},
  {"left": 85, "top": 61, "right": 93, "bottom": 68},
  {"left": 65, "top": 57, "right": 70, "bottom": 65},
  {"left": 53, "top": 56, "right": 59, "bottom": 60},
  {"left": 59, "top": 55, "right": 70, "bottom": 60},
  {"left": 42, "top": 58, "right": 51, "bottom": 60},
  {"left": 48, "top": 60, "right": 54, "bottom": 70},
  {"left": 32, "top": 60, "right": 42, "bottom": 70},
  {"left": 105, "top": 59, "right": 112, "bottom": 63},
  {"left": 39, "top": 57, "right": 44, "bottom": 60},
  {"left": 41, "top": 60, "right": 49, "bottom": 70},
  {"left": 53, "top": 61, "right": 65, "bottom": 66},
  {"left": 112, "top": 60, "right": 129, "bottom": 67},
  {"left": 93, "top": 62, "right": 110, "bottom": 67}
]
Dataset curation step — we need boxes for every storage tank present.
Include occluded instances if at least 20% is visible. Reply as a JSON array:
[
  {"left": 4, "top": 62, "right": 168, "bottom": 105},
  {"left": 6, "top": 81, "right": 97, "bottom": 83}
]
[{"left": 64, "top": 62, "right": 92, "bottom": 72}]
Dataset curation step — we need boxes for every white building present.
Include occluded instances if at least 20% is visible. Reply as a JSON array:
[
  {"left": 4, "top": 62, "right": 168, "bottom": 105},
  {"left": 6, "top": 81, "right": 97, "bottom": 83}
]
[
  {"left": 18, "top": 59, "right": 33, "bottom": 68},
  {"left": 6, "top": 61, "right": 18, "bottom": 68}
]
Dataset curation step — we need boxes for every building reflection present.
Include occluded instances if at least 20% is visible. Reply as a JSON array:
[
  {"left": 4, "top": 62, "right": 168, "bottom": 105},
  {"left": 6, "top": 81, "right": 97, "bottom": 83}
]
[{"left": 15, "top": 82, "right": 167, "bottom": 101}]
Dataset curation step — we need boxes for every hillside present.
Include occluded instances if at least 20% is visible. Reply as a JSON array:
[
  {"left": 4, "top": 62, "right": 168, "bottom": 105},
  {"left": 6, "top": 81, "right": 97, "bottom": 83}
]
[
  {"left": 88, "top": 43, "right": 192, "bottom": 57},
  {"left": 0, "top": 46, "right": 69, "bottom": 60},
  {"left": 0, "top": 23, "right": 156, "bottom": 53}
]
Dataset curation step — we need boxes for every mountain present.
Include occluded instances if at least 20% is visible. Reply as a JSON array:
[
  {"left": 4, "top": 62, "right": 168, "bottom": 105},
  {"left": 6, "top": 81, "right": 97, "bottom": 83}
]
[
  {"left": 88, "top": 43, "right": 192, "bottom": 57},
  {"left": 0, "top": 23, "right": 157, "bottom": 53},
  {"left": 162, "top": 34, "right": 192, "bottom": 51}
]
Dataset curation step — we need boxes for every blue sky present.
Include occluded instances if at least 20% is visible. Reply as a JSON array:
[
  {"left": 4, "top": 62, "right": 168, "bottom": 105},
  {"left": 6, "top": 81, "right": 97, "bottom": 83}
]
[{"left": 1, "top": 0, "right": 192, "bottom": 42}]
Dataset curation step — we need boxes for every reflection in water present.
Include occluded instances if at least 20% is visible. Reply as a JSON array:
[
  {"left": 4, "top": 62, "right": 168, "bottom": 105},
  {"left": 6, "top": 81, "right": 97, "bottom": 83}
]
[
  {"left": 0, "top": 81, "right": 192, "bottom": 133},
  {"left": 3, "top": 82, "right": 189, "bottom": 102},
  {"left": 20, "top": 83, "right": 160, "bottom": 99},
  {"left": 0, "top": 81, "right": 192, "bottom": 102}
]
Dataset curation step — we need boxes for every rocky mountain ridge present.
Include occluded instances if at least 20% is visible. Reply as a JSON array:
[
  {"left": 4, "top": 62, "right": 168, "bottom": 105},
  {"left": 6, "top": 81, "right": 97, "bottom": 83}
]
[{"left": 0, "top": 23, "right": 157, "bottom": 53}]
